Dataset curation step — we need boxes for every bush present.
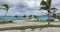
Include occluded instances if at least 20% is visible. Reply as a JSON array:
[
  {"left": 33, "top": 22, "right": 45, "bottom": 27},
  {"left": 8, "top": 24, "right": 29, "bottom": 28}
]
[
  {"left": 46, "top": 19, "right": 54, "bottom": 21},
  {"left": 9, "top": 21, "right": 12, "bottom": 23},
  {"left": 57, "top": 16, "right": 60, "bottom": 20}
]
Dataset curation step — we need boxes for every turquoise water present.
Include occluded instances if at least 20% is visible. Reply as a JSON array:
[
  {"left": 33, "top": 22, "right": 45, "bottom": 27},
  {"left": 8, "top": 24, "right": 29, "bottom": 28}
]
[
  {"left": 38, "top": 16, "right": 53, "bottom": 20},
  {"left": 0, "top": 16, "right": 53, "bottom": 21},
  {"left": 0, "top": 16, "right": 24, "bottom": 21}
]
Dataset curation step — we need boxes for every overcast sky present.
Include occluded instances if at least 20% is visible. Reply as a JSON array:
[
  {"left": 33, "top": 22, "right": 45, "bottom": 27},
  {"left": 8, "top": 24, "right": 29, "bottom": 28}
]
[{"left": 0, "top": 0, "right": 60, "bottom": 16}]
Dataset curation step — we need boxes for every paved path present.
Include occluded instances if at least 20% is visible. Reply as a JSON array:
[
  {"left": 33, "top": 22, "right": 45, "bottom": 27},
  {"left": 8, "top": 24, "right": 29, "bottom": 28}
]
[{"left": 0, "top": 22, "right": 60, "bottom": 28}]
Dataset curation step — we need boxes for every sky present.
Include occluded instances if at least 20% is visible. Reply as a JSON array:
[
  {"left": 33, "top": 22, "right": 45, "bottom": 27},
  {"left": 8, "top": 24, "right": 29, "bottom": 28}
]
[{"left": 0, "top": 0, "right": 60, "bottom": 16}]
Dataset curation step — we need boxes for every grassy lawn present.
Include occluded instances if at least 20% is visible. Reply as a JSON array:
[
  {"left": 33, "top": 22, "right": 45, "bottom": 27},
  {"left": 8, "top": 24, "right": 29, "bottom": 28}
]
[{"left": 0, "top": 25, "right": 60, "bottom": 31}]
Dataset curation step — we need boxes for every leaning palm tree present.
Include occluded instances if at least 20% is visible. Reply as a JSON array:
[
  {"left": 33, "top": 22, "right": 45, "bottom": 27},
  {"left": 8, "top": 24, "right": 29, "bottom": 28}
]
[
  {"left": 2, "top": 3, "right": 9, "bottom": 22},
  {"left": 40, "top": 0, "right": 52, "bottom": 26}
]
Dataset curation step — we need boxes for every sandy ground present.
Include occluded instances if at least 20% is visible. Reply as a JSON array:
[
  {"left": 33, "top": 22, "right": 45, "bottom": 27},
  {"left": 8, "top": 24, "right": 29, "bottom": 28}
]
[
  {"left": 0, "top": 27, "right": 60, "bottom": 32},
  {"left": 0, "top": 22, "right": 60, "bottom": 32},
  {"left": 0, "top": 22, "right": 60, "bottom": 28}
]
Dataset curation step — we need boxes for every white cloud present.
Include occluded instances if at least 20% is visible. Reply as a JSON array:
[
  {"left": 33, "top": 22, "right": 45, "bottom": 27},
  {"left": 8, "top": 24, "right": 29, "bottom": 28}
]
[{"left": 0, "top": 0, "right": 60, "bottom": 16}]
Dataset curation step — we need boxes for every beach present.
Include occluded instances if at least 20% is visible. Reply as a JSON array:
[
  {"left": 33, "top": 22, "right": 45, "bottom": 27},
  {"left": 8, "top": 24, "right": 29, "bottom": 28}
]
[
  {"left": 0, "top": 22, "right": 60, "bottom": 28},
  {"left": 0, "top": 27, "right": 60, "bottom": 32}
]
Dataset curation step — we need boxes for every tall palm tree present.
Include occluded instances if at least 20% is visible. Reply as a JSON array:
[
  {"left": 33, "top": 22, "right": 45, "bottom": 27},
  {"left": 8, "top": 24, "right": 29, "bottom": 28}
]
[
  {"left": 40, "top": 0, "right": 52, "bottom": 26},
  {"left": 2, "top": 3, "right": 9, "bottom": 21}
]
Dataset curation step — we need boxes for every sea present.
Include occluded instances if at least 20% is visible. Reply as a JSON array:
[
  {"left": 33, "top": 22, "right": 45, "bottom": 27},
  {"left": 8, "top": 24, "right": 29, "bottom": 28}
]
[{"left": 0, "top": 16, "right": 53, "bottom": 21}]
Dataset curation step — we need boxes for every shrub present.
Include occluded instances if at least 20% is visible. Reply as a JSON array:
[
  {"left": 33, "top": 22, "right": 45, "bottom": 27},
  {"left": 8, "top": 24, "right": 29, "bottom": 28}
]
[
  {"left": 46, "top": 19, "right": 54, "bottom": 21},
  {"left": 9, "top": 21, "right": 12, "bottom": 23}
]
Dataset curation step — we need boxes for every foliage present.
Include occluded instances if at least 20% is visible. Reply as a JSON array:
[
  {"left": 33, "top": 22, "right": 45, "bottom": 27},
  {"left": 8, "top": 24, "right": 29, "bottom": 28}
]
[
  {"left": 9, "top": 21, "right": 12, "bottom": 23},
  {"left": 14, "top": 15, "right": 18, "bottom": 19},
  {"left": 51, "top": 8, "right": 57, "bottom": 19},
  {"left": 0, "top": 21, "right": 12, "bottom": 24},
  {"left": 23, "top": 15, "right": 26, "bottom": 18},
  {"left": 46, "top": 19, "right": 54, "bottom": 21},
  {"left": 33, "top": 15, "right": 38, "bottom": 18},
  {"left": 29, "top": 15, "right": 32, "bottom": 19},
  {"left": 26, "top": 20, "right": 38, "bottom": 22},
  {"left": 57, "top": 15, "right": 60, "bottom": 20},
  {"left": 40, "top": 0, "right": 52, "bottom": 10},
  {"left": 2, "top": 3, "right": 9, "bottom": 11}
]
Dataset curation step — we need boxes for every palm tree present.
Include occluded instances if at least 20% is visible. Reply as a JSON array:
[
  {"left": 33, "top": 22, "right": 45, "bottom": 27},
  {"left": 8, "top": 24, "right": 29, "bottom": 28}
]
[
  {"left": 2, "top": 3, "right": 9, "bottom": 21},
  {"left": 14, "top": 15, "right": 18, "bottom": 20},
  {"left": 23, "top": 15, "right": 26, "bottom": 20},
  {"left": 40, "top": 0, "right": 52, "bottom": 26},
  {"left": 29, "top": 15, "right": 32, "bottom": 19},
  {"left": 51, "top": 8, "right": 57, "bottom": 20},
  {"left": 34, "top": 15, "right": 38, "bottom": 21},
  {"left": 34, "top": 15, "right": 37, "bottom": 18}
]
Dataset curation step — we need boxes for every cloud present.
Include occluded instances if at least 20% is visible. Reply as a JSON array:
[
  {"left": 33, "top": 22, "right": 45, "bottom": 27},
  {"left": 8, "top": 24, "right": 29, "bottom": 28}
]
[{"left": 0, "top": 0, "right": 60, "bottom": 16}]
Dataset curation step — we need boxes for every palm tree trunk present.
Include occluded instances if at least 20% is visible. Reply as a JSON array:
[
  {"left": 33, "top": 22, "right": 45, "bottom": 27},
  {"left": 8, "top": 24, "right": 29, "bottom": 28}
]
[
  {"left": 2, "top": 11, "right": 8, "bottom": 22},
  {"left": 48, "top": 10, "right": 50, "bottom": 26}
]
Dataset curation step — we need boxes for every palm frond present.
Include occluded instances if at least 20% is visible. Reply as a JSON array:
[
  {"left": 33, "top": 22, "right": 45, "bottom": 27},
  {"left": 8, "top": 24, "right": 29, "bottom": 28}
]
[
  {"left": 51, "top": 8, "right": 57, "bottom": 10},
  {"left": 40, "top": 0, "right": 47, "bottom": 6},
  {"left": 2, "top": 3, "right": 9, "bottom": 11},
  {"left": 40, "top": 0, "right": 48, "bottom": 10}
]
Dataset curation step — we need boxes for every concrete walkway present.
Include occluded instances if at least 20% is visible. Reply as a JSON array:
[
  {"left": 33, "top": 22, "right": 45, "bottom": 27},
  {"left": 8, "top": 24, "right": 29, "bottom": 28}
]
[{"left": 0, "top": 22, "right": 60, "bottom": 28}]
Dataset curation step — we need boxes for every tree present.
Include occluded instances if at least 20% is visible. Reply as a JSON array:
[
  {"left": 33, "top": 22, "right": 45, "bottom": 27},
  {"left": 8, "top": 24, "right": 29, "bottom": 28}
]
[
  {"left": 29, "top": 15, "right": 32, "bottom": 19},
  {"left": 40, "top": 0, "right": 52, "bottom": 26},
  {"left": 51, "top": 8, "right": 57, "bottom": 20},
  {"left": 34, "top": 15, "right": 37, "bottom": 18},
  {"left": 2, "top": 3, "right": 9, "bottom": 21},
  {"left": 34, "top": 15, "right": 38, "bottom": 21},
  {"left": 14, "top": 15, "right": 18, "bottom": 20},
  {"left": 57, "top": 15, "right": 60, "bottom": 20},
  {"left": 23, "top": 15, "right": 26, "bottom": 20}
]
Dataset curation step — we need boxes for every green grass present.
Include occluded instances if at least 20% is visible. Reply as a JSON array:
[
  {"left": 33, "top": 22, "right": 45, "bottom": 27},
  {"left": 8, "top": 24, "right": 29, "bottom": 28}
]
[
  {"left": 0, "top": 22, "right": 12, "bottom": 24},
  {"left": 26, "top": 20, "right": 39, "bottom": 22},
  {"left": 0, "top": 25, "right": 60, "bottom": 31},
  {"left": 0, "top": 20, "right": 60, "bottom": 31},
  {"left": 26, "top": 20, "right": 60, "bottom": 22},
  {"left": 26, "top": 20, "right": 55, "bottom": 22},
  {"left": 0, "top": 21, "right": 13, "bottom": 24}
]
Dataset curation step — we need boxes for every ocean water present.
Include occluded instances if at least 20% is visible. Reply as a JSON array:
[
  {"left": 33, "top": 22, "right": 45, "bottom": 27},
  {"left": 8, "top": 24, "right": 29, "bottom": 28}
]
[
  {"left": 0, "top": 16, "right": 24, "bottom": 21},
  {"left": 0, "top": 16, "right": 53, "bottom": 21},
  {"left": 38, "top": 16, "right": 53, "bottom": 20}
]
